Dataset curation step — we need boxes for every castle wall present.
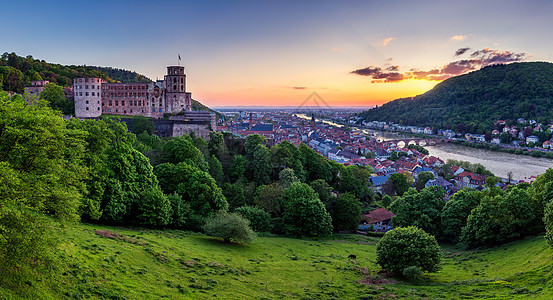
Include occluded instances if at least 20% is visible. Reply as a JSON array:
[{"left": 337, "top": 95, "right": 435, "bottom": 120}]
[
  {"left": 172, "top": 122, "right": 211, "bottom": 140},
  {"left": 101, "top": 83, "right": 153, "bottom": 116},
  {"left": 74, "top": 78, "right": 103, "bottom": 118}
]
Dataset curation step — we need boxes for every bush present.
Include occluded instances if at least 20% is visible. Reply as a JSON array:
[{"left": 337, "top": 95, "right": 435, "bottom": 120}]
[
  {"left": 203, "top": 211, "right": 256, "bottom": 243},
  {"left": 402, "top": 266, "right": 423, "bottom": 281},
  {"left": 234, "top": 206, "right": 272, "bottom": 232},
  {"left": 376, "top": 226, "right": 441, "bottom": 274}
]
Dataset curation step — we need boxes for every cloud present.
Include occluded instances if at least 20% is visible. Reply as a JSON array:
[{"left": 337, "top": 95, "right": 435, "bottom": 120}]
[
  {"left": 454, "top": 47, "right": 471, "bottom": 56},
  {"left": 351, "top": 47, "right": 529, "bottom": 83},
  {"left": 332, "top": 48, "right": 344, "bottom": 52},
  {"left": 350, "top": 66, "right": 404, "bottom": 82},
  {"left": 382, "top": 37, "right": 395, "bottom": 46},
  {"left": 292, "top": 86, "right": 307, "bottom": 90},
  {"left": 451, "top": 35, "right": 467, "bottom": 41}
]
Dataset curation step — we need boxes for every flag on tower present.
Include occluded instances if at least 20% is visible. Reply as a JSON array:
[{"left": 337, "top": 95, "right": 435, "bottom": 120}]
[{"left": 178, "top": 54, "right": 181, "bottom": 60}]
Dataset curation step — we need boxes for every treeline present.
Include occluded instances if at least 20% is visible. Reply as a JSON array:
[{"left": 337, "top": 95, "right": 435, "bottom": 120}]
[
  {"left": 90, "top": 66, "right": 151, "bottom": 84},
  {"left": 359, "top": 62, "right": 553, "bottom": 134},
  {"left": 0, "top": 90, "right": 375, "bottom": 287},
  {"left": 386, "top": 174, "right": 553, "bottom": 248},
  {"left": 0, "top": 52, "right": 152, "bottom": 93}
]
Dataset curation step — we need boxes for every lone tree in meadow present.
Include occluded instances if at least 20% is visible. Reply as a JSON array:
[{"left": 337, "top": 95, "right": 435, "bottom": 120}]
[
  {"left": 376, "top": 226, "right": 442, "bottom": 275},
  {"left": 203, "top": 211, "right": 256, "bottom": 243}
]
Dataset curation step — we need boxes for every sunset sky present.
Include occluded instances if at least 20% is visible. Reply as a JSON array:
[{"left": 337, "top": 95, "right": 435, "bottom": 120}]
[{"left": 3, "top": 0, "right": 553, "bottom": 108}]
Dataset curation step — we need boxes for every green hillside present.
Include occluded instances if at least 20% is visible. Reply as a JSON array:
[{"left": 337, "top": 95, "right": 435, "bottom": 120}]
[
  {"left": 2, "top": 223, "right": 552, "bottom": 299},
  {"left": 359, "top": 62, "right": 553, "bottom": 133}
]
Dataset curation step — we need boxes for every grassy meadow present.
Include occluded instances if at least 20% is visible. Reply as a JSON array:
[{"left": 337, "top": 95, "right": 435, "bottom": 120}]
[{"left": 2, "top": 223, "right": 553, "bottom": 299}]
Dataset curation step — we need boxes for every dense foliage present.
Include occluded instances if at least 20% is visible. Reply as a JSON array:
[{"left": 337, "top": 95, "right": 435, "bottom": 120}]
[
  {"left": 376, "top": 226, "right": 442, "bottom": 274},
  {"left": 359, "top": 62, "right": 553, "bottom": 133},
  {"left": 0, "top": 52, "right": 150, "bottom": 92},
  {"left": 281, "top": 182, "right": 333, "bottom": 237},
  {"left": 203, "top": 211, "right": 256, "bottom": 243}
]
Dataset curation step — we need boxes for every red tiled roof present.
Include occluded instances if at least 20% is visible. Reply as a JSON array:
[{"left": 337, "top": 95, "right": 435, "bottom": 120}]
[{"left": 364, "top": 208, "right": 395, "bottom": 224}]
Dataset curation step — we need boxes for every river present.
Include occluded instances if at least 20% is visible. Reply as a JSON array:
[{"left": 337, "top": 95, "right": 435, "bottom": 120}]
[{"left": 360, "top": 128, "right": 553, "bottom": 179}]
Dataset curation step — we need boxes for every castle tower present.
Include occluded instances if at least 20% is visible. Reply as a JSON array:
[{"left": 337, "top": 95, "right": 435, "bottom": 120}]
[
  {"left": 74, "top": 77, "right": 103, "bottom": 118},
  {"left": 164, "top": 66, "right": 191, "bottom": 113}
]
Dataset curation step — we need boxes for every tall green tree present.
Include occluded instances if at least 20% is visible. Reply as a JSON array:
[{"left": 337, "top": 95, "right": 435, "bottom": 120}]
[
  {"left": 39, "top": 82, "right": 68, "bottom": 113},
  {"left": 340, "top": 165, "right": 372, "bottom": 202},
  {"left": 440, "top": 189, "right": 481, "bottom": 243},
  {"left": 390, "top": 186, "right": 445, "bottom": 236},
  {"left": 281, "top": 182, "right": 333, "bottom": 237},
  {"left": 328, "top": 193, "right": 362, "bottom": 231},
  {"left": 462, "top": 186, "right": 534, "bottom": 247}
]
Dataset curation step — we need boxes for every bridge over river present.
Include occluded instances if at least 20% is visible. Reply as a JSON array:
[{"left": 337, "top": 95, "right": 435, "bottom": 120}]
[{"left": 382, "top": 138, "right": 451, "bottom": 147}]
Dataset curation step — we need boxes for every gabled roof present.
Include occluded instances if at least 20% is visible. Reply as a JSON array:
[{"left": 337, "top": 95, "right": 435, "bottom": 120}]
[{"left": 363, "top": 208, "right": 395, "bottom": 224}]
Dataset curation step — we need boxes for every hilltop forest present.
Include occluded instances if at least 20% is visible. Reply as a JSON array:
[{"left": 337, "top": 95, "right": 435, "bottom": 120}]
[
  {"left": 0, "top": 52, "right": 217, "bottom": 115},
  {"left": 359, "top": 62, "right": 553, "bottom": 133}
]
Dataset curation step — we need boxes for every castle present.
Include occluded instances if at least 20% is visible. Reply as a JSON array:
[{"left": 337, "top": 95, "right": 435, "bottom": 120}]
[
  {"left": 72, "top": 65, "right": 215, "bottom": 139},
  {"left": 73, "top": 66, "right": 192, "bottom": 118}
]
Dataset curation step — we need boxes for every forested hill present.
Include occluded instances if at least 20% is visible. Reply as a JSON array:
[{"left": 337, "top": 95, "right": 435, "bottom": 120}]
[
  {"left": 1, "top": 52, "right": 218, "bottom": 115},
  {"left": 90, "top": 66, "right": 151, "bottom": 83},
  {"left": 359, "top": 62, "right": 553, "bottom": 133},
  {"left": 0, "top": 52, "right": 152, "bottom": 93}
]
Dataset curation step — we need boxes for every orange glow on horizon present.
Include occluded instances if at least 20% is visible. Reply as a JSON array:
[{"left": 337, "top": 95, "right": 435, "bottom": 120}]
[{"left": 197, "top": 78, "right": 441, "bottom": 107}]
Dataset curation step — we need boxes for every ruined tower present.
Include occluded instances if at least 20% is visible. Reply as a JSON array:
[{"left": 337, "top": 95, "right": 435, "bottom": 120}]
[
  {"left": 74, "top": 77, "right": 103, "bottom": 118},
  {"left": 164, "top": 66, "right": 191, "bottom": 114}
]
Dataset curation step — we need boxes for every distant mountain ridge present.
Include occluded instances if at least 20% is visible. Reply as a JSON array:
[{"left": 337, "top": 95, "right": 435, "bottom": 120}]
[{"left": 359, "top": 62, "right": 553, "bottom": 133}]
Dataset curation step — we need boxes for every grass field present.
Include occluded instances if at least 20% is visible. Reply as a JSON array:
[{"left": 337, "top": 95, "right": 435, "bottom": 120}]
[{"left": 2, "top": 223, "right": 553, "bottom": 299}]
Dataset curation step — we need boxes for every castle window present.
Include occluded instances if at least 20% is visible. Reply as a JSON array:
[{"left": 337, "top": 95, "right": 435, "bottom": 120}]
[
  {"left": 86, "top": 100, "right": 89, "bottom": 104},
  {"left": 97, "top": 107, "right": 100, "bottom": 111},
  {"left": 85, "top": 85, "right": 88, "bottom": 89},
  {"left": 181, "top": 78, "right": 183, "bottom": 84},
  {"left": 173, "top": 78, "right": 176, "bottom": 83},
  {"left": 86, "top": 107, "right": 89, "bottom": 110},
  {"left": 92, "top": 92, "right": 95, "bottom": 96},
  {"left": 86, "top": 92, "right": 89, "bottom": 96},
  {"left": 97, "top": 101, "right": 100, "bottom": 104},
  {"left": 173, "top": 85, "right": 176, "bottom": 90},
  {"left": 79, "top": 92, "right": 82, "bottom": 96},
  {"left": 153, "top": 109, "right": 155, "bottom": 112},
  {"left": 115, "top": 101, "right": 118, "bottom": 106},
  {"left": 109, "top": 101, "right": 112, "bottom": 106},
  {"left": 122, "top": 101, "right": 125, "bottom": 106},
  {"left": 130, "top": 110, "right": 133, "bottom": 113},
  {"left": 181, "top": 85, "right": 183, "bottom": 91},
  {"left": 134, "top": 101, "right": 137, "bottom": 106}
]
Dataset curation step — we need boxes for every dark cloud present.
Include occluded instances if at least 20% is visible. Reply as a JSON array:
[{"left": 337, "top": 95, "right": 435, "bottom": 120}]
[
  {"left": 351, "top": 48, "right": 528, "bottom": 83},
  {"left": 292, "top": 86, "right": 307, "bottom": 90},
  {"left": 351, "top": 66, "right": 404, "bottom": 82},
  {"left": 455, "top": 47, "right": 471, "bottom": 56},
  {"left": 351, "top": 66, "right": 382, "bottom": 76}
]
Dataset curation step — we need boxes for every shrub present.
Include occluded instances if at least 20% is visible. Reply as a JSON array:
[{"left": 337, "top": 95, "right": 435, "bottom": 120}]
[
  {"left": 402, "top": 266, "right": 423, "bottom": 281},
  {"left": 376, "top": 226, "right": 441, "bottom": 274},
  {"left": 234, "top": 206, "right": 272, "bottom": 232},
  {"left": 203, "top": 211, "right": 256, "bottom": 243}
]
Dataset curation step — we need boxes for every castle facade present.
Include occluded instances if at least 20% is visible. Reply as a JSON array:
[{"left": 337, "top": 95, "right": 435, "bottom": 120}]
[{"left": 74, "top": 66, "right": 192, "bottom": 118}]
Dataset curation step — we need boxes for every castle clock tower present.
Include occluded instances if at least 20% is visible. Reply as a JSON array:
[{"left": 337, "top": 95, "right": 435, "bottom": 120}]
[{"left": 164, "top": 66, "right": 191, "bottom": 113}]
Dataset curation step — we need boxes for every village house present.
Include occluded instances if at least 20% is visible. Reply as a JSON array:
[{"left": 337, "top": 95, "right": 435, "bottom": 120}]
[
  {"left": 359, "top": 208, "right": 395, "bottom": 232},
  {"left": 454, "top": 171, "right": 487, "bottom": 189}
]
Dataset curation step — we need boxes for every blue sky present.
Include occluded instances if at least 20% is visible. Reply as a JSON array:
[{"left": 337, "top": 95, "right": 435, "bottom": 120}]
[{"left": 3, "top": 0, "right": 553, "bottom": 106}]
